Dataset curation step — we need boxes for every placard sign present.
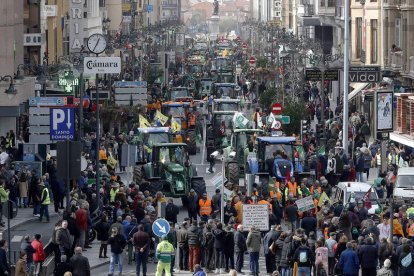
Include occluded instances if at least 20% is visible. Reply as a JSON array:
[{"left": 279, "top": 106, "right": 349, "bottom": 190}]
[
  {"left": 295, "top": 195, "right": 315, "bottom": 212},
  {"left": 242, "top": 204, "right": 269, "bottom": 231},
  {"left": 377, "top": 91, "right": 393, "bottom": 131}
]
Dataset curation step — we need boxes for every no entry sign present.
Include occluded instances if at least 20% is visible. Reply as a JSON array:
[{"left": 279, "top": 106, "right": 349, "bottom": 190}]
[
  {"left": 249, "top": 56, "right": 256, "bottom": 65},
  {"left": 271, "top": 103, "right": 283, "bottom": 115}
]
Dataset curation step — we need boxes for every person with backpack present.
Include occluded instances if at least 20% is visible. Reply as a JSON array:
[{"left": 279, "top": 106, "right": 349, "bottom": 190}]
[
  {"left": 399, "top": 244, "right": 414, "bottom": 276},
  {"left": 293, "top": 237, "right": 314, "bottom": 276}
]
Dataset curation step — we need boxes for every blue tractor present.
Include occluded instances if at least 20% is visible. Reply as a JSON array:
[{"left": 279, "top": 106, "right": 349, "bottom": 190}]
[{"left": 247, "top": 136, "right": 302, "bottom": 194}]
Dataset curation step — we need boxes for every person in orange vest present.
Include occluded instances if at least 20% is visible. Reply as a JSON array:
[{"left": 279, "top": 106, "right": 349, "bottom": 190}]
[
  {"left": 310, "top": 181, "right": 322, "bottom": 195},
  {"left": 233, "top": 196, "right": 243, "bottom": 224},
  {"left": 99, "top": 145, "right": 107, "bottom": 165},
  {"left": 198, "top": 193, "right": 212, "bottom": 222},
  {"left": 407, "top": 215, "right": 414, "bottom": 238},
  {"left": 285, "top": 177, "right": 299, "bottom": 201},
  {"left": 257, "top": 196, "right": 272, "bottom": 213}
]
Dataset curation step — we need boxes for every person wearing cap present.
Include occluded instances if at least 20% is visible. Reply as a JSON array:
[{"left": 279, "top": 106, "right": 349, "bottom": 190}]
[
  {"left": 32, "top": 234, "right": 45, "bottom": 276},
  {"left": 155, "top": 235, "right": 175, "bottom": 276}
]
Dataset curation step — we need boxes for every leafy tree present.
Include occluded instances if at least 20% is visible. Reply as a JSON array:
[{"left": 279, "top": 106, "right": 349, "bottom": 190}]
[{"left": 281, "top": 100, "right": 307, "bottom": 136}]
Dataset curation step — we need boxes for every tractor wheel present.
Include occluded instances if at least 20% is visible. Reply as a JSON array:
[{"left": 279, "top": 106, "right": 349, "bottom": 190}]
[
  {"left": 149, "top": 180, "right": 163, "bottom": 195},
  {"left": 133, "top": 165, "right": 143, "bottom": 184},
  {"left": 187, "top": 130, "right": 197, "bottom": 155},
  {"left": 227, "top": 162, "right": 240, "bottom": 187},
  {"left": 191, "top": 178, "right": 206, "bottom": 197}
]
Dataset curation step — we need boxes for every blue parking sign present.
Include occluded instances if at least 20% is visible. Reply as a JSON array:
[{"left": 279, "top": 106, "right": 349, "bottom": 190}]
[
  {"left": 50, "top": 108, "right": 75, "bottom": 141},
  {"left": 147, "top": 4, "right": 153, "bottom": 12}
]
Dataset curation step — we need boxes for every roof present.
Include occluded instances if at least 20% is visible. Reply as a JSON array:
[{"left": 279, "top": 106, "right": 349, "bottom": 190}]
[
  {"left": 234, "top": 129, "right": 265, "bottom": 134},
  {"left": 256, "top": 136, "right": 296, "bottom": 144},
  {"left": 396, "top": 167, "right": 414, "bottom": 175},
  {"left": 337, "top": 182, "right": 371, "bottom": 192},
  {"left": 162, "top": 102, "right": 191, "bottom": 107},
  {"left": 212, "top": 110, "right": 237, "bottom": 115},
  {"left": 213, "top": 98, "right": 240, "bottom": 103},
  {"left": 137, "top": 127, "right": 170, "bottom": 133},
  {"left": 153, "top": 143, "right": 187, "bottom": 148}
]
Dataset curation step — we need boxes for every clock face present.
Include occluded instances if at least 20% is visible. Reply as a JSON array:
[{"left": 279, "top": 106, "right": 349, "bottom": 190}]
[{"left": 87, "top": 34, "right": 107, "bottom": 54}]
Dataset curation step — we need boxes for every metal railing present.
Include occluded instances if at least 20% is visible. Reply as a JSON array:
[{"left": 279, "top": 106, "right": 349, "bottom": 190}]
[{"left": 389, "top": 51, "right": 404, "bottom": 70}]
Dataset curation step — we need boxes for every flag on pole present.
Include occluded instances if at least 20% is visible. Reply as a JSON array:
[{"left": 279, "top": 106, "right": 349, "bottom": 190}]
[
  {"left": 362, "top": 187, "right": 372, "bottom": 209},
  {"left": 139, "top": 115, "right": 151, "bottom": 128},
  {"left": 171, "top": 118, "right": 181, "bottom": 133},
  {"left": 232, "top": 112, "right": 249, "bottom": 129},
  {"left": 347, "top": 192, "right": 356, "bottom": 204},
  {"left": 155, "top": 110, "right": 168, "bottom": 126}
]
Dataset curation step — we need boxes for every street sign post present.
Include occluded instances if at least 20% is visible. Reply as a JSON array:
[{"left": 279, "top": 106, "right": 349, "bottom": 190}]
[
  {"left": 152, "top": 218, "right": 170, "bottom": 237},
  {"left": 50, "top": 108, "right": 75, "bottom": 140},
  {"left": 273, "top": 120, "right": 282, "bottom": 130},
  {"left": 249, "top": 56, "right": 256, "bottom": 65},
  {"left": 271, "top": 103, "right": 283, "bottom": 115}
]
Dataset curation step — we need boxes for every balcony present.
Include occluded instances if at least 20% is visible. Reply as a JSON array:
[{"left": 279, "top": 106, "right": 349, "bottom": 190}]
[
  {"left": 297, "top": 4, "right": 319, "bottom": 26},
  {"left": 161, "top": 1, "right": 178, "bottom": 8},
  {"left": 388, "top": 51, "right": 404, "bottom": 71}
]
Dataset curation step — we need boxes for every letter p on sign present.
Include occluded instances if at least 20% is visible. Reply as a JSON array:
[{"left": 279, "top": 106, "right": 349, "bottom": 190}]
[{"left": 53, "top": 109, "right": 65, "bottom": 130}]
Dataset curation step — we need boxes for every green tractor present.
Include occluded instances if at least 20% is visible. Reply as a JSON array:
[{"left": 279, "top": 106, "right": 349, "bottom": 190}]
[
  {"left": 132, "top": 127, "right": 172, "bottom": 184},
  {"left": 206, "top": 110, "right": 237, "bottom": 151},
  {"left": 212, "top": 83, "right": 241, "bottom": 99},
  {"left": 165, "top": 87, "right": 193, "bottom": 102},
  {"left": 224, "top": 128, "right": 265, "bottom": 186},
  {"left": 138, "top": 143, "right": 206, "bottom": 197}
]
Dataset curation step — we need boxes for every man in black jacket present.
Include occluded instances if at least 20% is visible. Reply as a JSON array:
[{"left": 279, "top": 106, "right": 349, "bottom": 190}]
[
  {"left": 69, "top": 247, "right": 90, "bottom": 276},
  {"left": 359, "top": 237, "right": 378, "bottom": 276},
  {"left": 186, "top": 189, "right": 199, "bottom": 223},
  {"left": 234, "top": 224, "right": 247, "bottom": 274},
  {"left": 165, "top": 198, "right": 180, "bottom": 224},
  {"left": 293, "top": 238, "right": 314, "bottom": 276},
  {"left": 0, "top": 239, "right": 10, "bottom": 276},
  {"left": 108, "top": 227, "right": 126, "bottom": 276}
]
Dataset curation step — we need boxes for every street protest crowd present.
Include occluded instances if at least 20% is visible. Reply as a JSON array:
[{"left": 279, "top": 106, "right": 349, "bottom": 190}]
[{"left": 0, "top": 83, "right": 414, "bottom": 276}]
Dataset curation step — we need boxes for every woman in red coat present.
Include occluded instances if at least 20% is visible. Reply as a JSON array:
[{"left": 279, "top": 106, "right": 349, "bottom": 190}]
[{"left": 31, "top": 234, "right": 45, "bottom": 276}]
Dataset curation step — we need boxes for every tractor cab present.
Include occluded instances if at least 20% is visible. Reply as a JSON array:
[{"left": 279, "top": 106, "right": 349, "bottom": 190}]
[
  {"left": 199, "top": 78, "right": 214, "bottom": 98},
  {"left": 139, "top": 143, "right": 206, "bottom": 197},
  {"left": 166, "top": 87, "right": 193, "bottom": 102},
  {"left": 212, "top": 98, "right": 241, "bottom": 112},
  {"left": 213, "top": 83, "right": 240, "bottom": 99},
  {"left": 133, "top": 127, "right": 171, "bottom": 163},
  {"left": 206, "top": 110, "right": 236, "bottom": 149}
]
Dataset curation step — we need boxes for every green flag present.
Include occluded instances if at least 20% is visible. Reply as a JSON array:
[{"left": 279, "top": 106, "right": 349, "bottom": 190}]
[
  {"left": 232, "top": 112, "right": 249, "bottom": 129},
  {"left": 317, "top": 146, "right": 325, "bottom": 156}
]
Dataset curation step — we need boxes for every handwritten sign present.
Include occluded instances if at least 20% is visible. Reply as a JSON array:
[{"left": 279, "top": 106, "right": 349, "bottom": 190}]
[
  {"left": 242, "top": 204, "right": 269, "bottom": 231},
  {"left": 295, "top": 195, "right": 315, "bottom": 212}
]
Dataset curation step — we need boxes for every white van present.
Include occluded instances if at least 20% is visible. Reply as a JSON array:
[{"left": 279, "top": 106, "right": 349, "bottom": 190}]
[
  {"left": 393, "top": 167, "right": 414, "bottom": 204},
  {"left": 333, "top": 182, "right": 379, "bottom": 215}
]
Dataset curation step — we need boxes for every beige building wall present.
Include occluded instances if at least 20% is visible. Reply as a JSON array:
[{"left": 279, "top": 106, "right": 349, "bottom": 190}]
[
  {"left": 350, "top": 0, "right": 382, "bottom": 67},
  {"left": 0, "top": 0, "right": 24, "bottom": 76},
  {"left": 107, "top": 0, "right": 123, "bottom": 33}
]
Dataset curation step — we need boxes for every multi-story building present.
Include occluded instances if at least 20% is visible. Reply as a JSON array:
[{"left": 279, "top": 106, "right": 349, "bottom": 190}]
[{"left": 160, "top": 0, "right": 180, "bottom": 22}]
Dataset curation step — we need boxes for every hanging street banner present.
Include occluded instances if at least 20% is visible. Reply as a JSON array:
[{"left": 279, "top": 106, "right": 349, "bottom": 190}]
[{"left": 84, "top": 57, "right": 122, "bottom": 74}]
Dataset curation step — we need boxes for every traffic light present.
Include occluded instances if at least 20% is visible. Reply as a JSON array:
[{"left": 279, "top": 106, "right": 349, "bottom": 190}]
[{"left": 300, "top": 120, "right": 308, "bottom": 142}]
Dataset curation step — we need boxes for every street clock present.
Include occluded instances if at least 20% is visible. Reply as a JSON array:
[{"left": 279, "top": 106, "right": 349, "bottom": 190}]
[{"left": 87, "top": 33, "right": 107, "bottom": 54}]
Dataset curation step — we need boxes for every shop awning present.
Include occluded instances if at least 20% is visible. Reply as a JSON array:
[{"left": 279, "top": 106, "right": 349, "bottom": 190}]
[
  {"left": 390, "top": 132, "right": 414, "bottom": 149},
  {"left": 348, "top": 82, "right": 369, "bottom": 101}
]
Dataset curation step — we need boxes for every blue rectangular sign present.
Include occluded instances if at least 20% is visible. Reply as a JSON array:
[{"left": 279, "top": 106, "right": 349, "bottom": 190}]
[
  {"left": 147, "top": 4, "right": 153, "bottom": 12},
  {"left": 114, "top": 81, "right": 147, "bottom": 88},
  {"left": 29, "top": 97, "right": 65, "bottom": 107},
  {"left": 50, "top": 108, "right": 75, "bottom": 141}
]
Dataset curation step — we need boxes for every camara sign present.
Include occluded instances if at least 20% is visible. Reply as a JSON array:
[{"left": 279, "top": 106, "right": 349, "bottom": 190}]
[{"left": 84, "top": 57, "right": 122, "bottom": 74}]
